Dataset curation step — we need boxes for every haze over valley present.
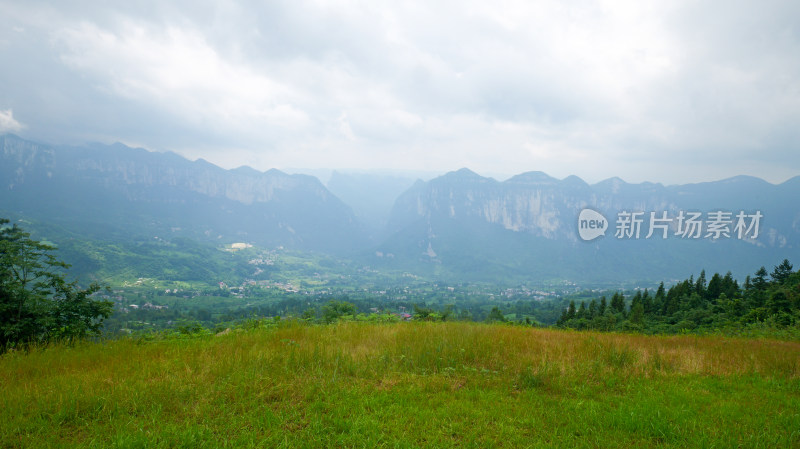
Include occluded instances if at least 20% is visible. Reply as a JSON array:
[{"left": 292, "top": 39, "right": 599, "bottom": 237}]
[{"left": 2, "top": 133, "right": 797, "bottom": 287}]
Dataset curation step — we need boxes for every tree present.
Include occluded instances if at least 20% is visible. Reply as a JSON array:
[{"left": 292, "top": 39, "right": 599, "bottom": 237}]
[
  {"left": 588, "top": 299, "right": 598, "bottom": 319},
  {"left": 653, "top": 282, "right": 666, "bottom": 314},
  {"left": 721, "top": 272, "right": 739, "bottom": 300},
  {"left": 566, "top": 301, "right": 576, "bottom": 320},
  {"left": 766, "top": 290, "right": 791, "bottom": 315},
  {"left": 695, "top": 270, "right": 707, "bottom": 297},
  {"left": 706, "top": 273, "right": 722, "bottom": 301},
  {"left": 771, "top": 259, "right": 794, "bottom": 284},
  {"left": 747, "top": 266, "right": 769, "bottom": 308},
  {"left": 629, "top": 301, "right": 644, "bottom": 326},
  {"left": 610, "top": 292, "right": 625, "bottom": 315},
  {"left": 576, "top": 301, "right": 587, "bottom": 319},
  {"left": 1, "top": 219, "right": 112, "bottom": 351},
  {"left": 486, "top": 306, "right": 507, "bottom": 323},
  {"left": 301, "top": 307, "right": 316, "bottom": 321},
  {"left": 412, "top": 304, "right": 436, "bottom": 321},
  {"left": 752, "top": 267, "right": 769, "bottom": 291},
  {"left": 641, "top": 289, "right": 652, "bottom": 315},
  {"left": 322, "top": 300, "right": 357, "bottom": 323}
]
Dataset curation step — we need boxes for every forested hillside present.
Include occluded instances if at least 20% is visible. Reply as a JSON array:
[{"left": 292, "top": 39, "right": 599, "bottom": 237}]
[{"left": 558, "top": 260, "right": 799, "bottom": 334}]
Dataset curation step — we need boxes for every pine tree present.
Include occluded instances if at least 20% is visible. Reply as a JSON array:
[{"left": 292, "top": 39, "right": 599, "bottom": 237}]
[
  {"left": 663, "top": 286, "right": 680, "bottom": 316},
  {"left": 749, "top": 267, "right": 769, "bottom": 308},
  {"left": 706, "top": 273, "right": 722, "bottom": 302},
  {"left": 588, "top": 299, "right": 598, "bottom": 319},
  {"left": 653, "top": 282, "right": 665, "bottom": 316},
  {"left": 610, "top": 292, "right": 625, "bottom": 315},
  {"left": 630, "top": 301, "right": 644, "bottom": 326},
  {"left": 566, "top": 301, "right": 576, "bottom": 320},
  {"left": 771, "top": 259, "right": 794, "bottom": 284},
  {"left": 695, "top": 270, "right": 707, "bottom": 297},
  {"left": 632, "top": 291, "right": 642, "bottom": 308},
  {"left": 721, "top": 272, "right": 739, "bottom": 299},
  {"left": 642, "top": 289, "right": 653, "bottom": 315},
  {"left": 753, "top": 267, "right": 769, "bottom": 291},
  {"left": 557, "top": 308, "right": 568, "bottom": 326},
  {"left": 655, "top": 282, "right": 666, "bottom": 300},
  {"left": 629, "top": 291, "right": 644, "bottom": 326},
  {"left": 576, "top": 302, "right": 587, "bottom": 319}
]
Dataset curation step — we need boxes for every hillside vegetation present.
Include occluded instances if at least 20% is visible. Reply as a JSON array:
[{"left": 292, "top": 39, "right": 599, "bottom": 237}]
[
  {"left": 2, "top": 321, "right": 799, "bottom": 448},
  {"left": 557, "top": 260, "right": 800, "bottom": 335}
]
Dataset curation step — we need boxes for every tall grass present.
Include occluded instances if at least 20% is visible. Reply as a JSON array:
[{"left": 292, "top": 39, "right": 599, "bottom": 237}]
[{"left": 2, "top": 321, "right": 799, "bottom": 448}]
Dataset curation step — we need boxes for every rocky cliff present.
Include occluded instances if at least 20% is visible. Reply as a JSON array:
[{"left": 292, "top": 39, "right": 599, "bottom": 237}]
[
  {"left": 0, "top": 134, "right": 364, "bottom": 253},
  {"left": 378, "top": 168, "right": 799, "bottom": 282}
]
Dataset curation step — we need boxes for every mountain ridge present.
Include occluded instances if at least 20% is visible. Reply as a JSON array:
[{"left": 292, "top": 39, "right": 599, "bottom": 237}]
[
  {"left": 375, "top": 167, "right": 799, "bottom": 282},
  {"left": 2, "top": 134, "right": 798, "bottom": 284},
  {"left": 1, "top": 134, "right": 365, "bottom": 254}
]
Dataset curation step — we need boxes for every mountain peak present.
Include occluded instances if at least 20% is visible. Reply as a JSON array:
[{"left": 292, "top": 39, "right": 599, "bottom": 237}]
[
  {"left": 448, "top": 167, "right": 481, "bottom": 178},
  {"left": 431, "top": 168, "right": 491, "bottom": 185},
  {"left": 719, "top": 175, "right": 771, "bottom": 186},
  {"left": 265, "top": 168, "right": 289, "bottom": 176},
  {"left": 231, "top": 165, "right": 261, "bottom": 175},
  {"left": 506, "top": 171, "right": 557, "bottom": 185},
  {"left": 560, "top": 175, "right": 589, "bottom": 188},
  {"left": 596, "top": 176, "right": 627, "bottom": 185}
]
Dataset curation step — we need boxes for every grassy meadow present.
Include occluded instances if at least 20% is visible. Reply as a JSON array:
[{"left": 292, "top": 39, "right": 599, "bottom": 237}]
[{"left": 1, "top": 321, "right": 799, "bottom": 448}]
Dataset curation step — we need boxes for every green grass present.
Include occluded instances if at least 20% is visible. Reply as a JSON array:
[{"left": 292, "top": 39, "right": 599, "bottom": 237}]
[{"left": 2, "top": 322, "right": 799, "bottom": 448}]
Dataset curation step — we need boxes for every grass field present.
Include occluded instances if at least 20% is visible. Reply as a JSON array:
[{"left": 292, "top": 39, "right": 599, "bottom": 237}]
[{"left": 2, "top": 321, "right": 799, "bottom": 448}]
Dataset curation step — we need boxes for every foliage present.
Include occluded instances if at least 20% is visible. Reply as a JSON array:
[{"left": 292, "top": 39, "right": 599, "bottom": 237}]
[
  {"left": 321, "top": 300, "right": 357, "bottom": 323},
  {"left": 485, "top": 306, "right": 507, "bottom": 322},
  {"left": 0, "top": 219, "right": 112, "bottom": 351},
  {"left": 558, "top": 259, "right": 800, "bottom": 336}
]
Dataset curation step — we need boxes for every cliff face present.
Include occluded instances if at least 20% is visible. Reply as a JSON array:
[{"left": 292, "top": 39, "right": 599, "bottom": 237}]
[
  {"left": 388, "top": 168, "right": 688, "bottom": 241},
  {"left": 379, "top": 168, "right": 799, "bottom": 282},
  {"left": 388, "top": 168, "right": 798, "bottom": 245},
  {"left": 0, "top": 134, "right": 363, "bottom": 253},
  {"left": 55, "top": 143, "right": 331, "bottom": 205},
  {"left": 1, "top": 135, "right": 56, "bottom": 187}
]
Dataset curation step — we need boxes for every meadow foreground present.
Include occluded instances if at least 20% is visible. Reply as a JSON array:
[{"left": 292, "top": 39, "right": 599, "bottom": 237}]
[{"left": 1, "top": 321, "right": 799, "bottom": 448}]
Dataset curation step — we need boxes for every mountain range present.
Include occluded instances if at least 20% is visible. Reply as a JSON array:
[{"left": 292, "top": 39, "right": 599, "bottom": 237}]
[
  {"left": 375, "top": 168, "right": 799, "bottom": 283},
  {"left": 0, "top": 134, "right": 362, "bottom": 254},
  {"left": 2, "top": 134, "right": 798, "bottom": 285}
]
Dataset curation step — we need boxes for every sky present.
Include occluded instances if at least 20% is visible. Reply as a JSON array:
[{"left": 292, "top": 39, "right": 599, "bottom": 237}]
[{"left": 0, "top": 0, "right": 799, "bottom": 185}]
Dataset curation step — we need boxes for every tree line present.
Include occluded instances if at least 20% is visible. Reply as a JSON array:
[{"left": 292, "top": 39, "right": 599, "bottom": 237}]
[{"left": 557, "top": 259, "right": 799, "bottom": 334}]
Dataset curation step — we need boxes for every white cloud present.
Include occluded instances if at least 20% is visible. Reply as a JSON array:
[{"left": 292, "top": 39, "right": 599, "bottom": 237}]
[
  {"left": 0, "top": 109, "right": 23, "bottom": 133},
  {"left": 0, "top": 0, "right": 798, "bottom": 184},
  {"left": 54, "top": 21, "right": 308, "bottom": 133}
]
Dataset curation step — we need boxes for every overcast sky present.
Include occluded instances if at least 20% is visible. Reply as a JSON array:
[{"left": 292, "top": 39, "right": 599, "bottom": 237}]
[{"left": 1, "top": 0, "right": 798, "bottom": 184}]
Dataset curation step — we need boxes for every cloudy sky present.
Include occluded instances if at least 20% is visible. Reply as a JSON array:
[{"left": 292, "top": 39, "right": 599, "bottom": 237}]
[{"left": 1, "top": 0, "right": 798, "bottom": 184}]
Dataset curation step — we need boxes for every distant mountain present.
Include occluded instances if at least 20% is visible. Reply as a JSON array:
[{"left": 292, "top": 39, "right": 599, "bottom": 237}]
[
  {"left": 375, "top": 168, "right": 800, "bottom": 283},
  {"left": 0, "top": 134, "right": 365, "bottom": 254},
  {"left": 3, "top": 133, "right": 798, "bottom": 285}
]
